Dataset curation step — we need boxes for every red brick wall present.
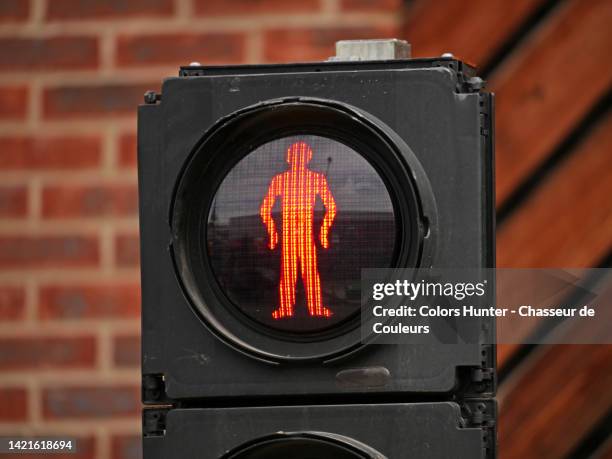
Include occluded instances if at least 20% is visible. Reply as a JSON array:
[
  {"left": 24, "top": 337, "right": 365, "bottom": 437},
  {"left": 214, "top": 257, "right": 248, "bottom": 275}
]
[{"left": 0, "top": 1, "right": 401, "bottom": 458}]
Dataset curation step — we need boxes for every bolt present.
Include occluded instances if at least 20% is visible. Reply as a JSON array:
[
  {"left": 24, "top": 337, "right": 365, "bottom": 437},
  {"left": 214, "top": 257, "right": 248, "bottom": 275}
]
[{"left": 144, "top": 90, "right": 158, "bottom": 104}]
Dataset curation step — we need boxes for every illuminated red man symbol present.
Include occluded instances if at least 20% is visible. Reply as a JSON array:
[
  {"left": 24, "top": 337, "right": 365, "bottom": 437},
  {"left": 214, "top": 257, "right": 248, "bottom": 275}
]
[{"left": 260, "top": 142, "right": 337, "bottom": 319}]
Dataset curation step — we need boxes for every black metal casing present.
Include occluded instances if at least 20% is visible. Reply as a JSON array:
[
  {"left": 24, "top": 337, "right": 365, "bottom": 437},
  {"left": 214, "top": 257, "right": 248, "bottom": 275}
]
[
  {"left": 139, "top": 58, "right": 496, "bottom": 458},
  {"left": 143, "top": 402, "right": 496, "bottom": 458}
]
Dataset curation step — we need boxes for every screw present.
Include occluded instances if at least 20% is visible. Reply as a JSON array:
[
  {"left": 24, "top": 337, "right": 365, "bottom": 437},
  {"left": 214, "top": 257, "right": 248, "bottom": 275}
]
[{"left": 144, "top": 90, "right": 158, "bottom": 104}]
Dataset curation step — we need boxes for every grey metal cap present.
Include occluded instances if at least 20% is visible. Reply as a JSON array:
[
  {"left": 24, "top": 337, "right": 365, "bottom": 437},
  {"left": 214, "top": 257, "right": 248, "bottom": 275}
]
[{"left": 330, "top": 39, "right": 411, "bottom": 61}]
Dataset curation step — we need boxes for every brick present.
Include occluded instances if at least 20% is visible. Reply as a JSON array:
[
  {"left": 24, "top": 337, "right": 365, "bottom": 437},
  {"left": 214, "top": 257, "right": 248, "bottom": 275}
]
[
  {"left": 0, "top": 37, "right": 98, "bottom": 71},
  {"left": 195, "top": 0, "right": 319, "bottom": 15},
  {"left": 0, "top": 235, "right": 99, "bottom": 269},
  {"left": 0, "top": 136, "right": 101, "bottom": 170},
  {"left": 43, "top": 84, "right": 155, "bottom": 119},
  {"left": 0, "top": 387, "right": 27, "bottom": 421},
  {"left": 0, "top": 0, "right": 29, "bottom": 23},
  {"left": 264, "top": 26, "right": 399, "bottom": 62},
  {"left": 0, "top": 185, "right": 28, "bottom": 218},
  {"left": 43, "top": 385, "right": 139, "bottom": 419},
  {"left": 0, "top": 286, "right": 25, "bottom": 320},
  {"left": 112, "top": 434, "right": 142, "bottom": 459},
  {"left": 39, "top": 283, "right": 140, "bottom": 320},
  {"left": 341, "top": 0, "right": 401, "bottom": 11},
  {"left": 47, "top": 0, "right": 173, "bottom": 20},
  {"left": 0, "top": 336, "right": 96, "bottom": 370},
  {"left": 42, "top": 183, "right": 138, "bottom": 219},
  {"left": 119, "top": 133, "right": 137, "bottom": 168},
  {"left": 115, "top": 234, "right": 140, "bottom": 267},
  {"left": 117, "top": 33, "right": 246, "bottom": 67},
  {"left": 0, "top": 86, "right": 27, "bottom": 120},
  {"left": 113, "top": 334, "right": 140, "bottom": 367}
]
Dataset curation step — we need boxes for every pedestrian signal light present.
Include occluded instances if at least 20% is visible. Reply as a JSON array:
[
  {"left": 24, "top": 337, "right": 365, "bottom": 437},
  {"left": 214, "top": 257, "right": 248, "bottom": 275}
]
[
  {"left": 140, "top": 52, "right": 496, "bottom": 414},
  {"left": 207, "top": 135, "right": 396, "bottom": 334},
  {"left": 140, "top": 41, "right": 497, "bottom": 459}
]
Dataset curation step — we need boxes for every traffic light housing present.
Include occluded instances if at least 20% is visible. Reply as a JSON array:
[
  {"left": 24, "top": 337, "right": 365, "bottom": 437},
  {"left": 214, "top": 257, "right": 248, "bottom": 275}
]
[
  {"left": 139, "top": 50, "right": 496, "bottom": 458},
  {"left": 143, "top": 401, "right": 496, "bottom": 458}
]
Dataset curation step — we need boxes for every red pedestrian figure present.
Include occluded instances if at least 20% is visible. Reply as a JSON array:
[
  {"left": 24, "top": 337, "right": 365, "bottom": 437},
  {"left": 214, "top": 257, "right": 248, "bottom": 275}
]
[{"left": 260, "top": 141, "right": 337, "bottom": 319}]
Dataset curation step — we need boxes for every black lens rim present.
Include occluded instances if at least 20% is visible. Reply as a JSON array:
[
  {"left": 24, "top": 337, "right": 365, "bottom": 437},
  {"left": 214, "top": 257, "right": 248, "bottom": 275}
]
[
  {"left": 171, "top": 97, "right": 437, "bottom": 363},
  {"left": 222, "top": 431, "right": 386, "bottom": 459}
]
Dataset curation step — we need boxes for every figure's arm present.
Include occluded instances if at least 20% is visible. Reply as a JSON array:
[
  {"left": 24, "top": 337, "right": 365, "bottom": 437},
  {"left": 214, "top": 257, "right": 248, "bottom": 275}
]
[
  {"left": 260, "top": 176, "right": 281, "bottom": 250},
  {"left": 319, "top": 175, "right": 337, "bottom": 249}
]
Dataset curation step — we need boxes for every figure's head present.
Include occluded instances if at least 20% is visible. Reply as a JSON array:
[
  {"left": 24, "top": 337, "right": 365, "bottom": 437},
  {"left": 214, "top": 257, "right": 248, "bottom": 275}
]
[{"left": 286, "top": 141, "right": 313, "bottom": 168}]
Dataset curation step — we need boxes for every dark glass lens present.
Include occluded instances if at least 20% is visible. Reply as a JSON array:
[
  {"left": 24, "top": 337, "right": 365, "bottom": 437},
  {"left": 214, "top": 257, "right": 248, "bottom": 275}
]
[{"left": 206, "top": 135, "right": 397, "bottom": 333}]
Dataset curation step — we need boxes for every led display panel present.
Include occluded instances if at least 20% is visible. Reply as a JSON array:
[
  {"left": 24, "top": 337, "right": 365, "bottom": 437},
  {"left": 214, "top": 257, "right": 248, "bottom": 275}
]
[{"left": 206, "top": 135, "right": 397, "bottom": 334}]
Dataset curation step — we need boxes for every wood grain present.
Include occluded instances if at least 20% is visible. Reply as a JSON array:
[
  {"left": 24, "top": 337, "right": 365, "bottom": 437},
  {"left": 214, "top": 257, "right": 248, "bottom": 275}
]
[
  {"left": 498, "top": 276, "right": 612, "bottom": 458},
  {"left": 491, "top": 0, "right": 612, "bottom": 205},
  {"left": 497, "top": 111, "right": 612, "bottom": 270},
  {"left": 496, "top": 111, "right": 612, "bottom": 368},
  {"left": 403, "top": 0, "right": 547, "bottom": 66},
  {"left": 499, "top": 344, "right": 612, "bottom": 459},
  {"left": 592, "top": 437, "right": 612, "bottom": 459}
]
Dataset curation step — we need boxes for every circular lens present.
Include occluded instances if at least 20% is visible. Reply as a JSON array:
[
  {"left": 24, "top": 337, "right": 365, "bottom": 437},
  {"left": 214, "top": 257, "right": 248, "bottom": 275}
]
[
  {"left": 172, "top": 99, "right": 435, "bottom": 361},
  {"left": 224, "top": 432, "right": 384, "bottom": 459},
  {"left": 207, "top": 135, "right": 396, "bottom": 334}
]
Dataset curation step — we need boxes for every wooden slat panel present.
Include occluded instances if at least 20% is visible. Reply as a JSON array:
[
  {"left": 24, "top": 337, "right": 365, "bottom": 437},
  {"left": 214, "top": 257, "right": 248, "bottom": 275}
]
[
  {"left": 497, "top": 343, "right": 522, "bottom": 369},
  {"left": 491, "top": 0, "right": 612, "bottom": 205},
  {"left": 403, "top": 0, "right": 547, "bottom": 66},
  {"left": 497, "top": 111, "right": 612, "bottom": 456},
  {"left": 498, "top": 272, "right": 612, "bottom": 459},
  {"left": 499, "top": 344, "right": 612, "bottom": 459},
  {"left": 496, "top": 111, "right": 612, "bottom": 367},
  {"left": 592, "top": 437, "right": 612, "bottom": 459},
  {"left": 496, "top": 111, "right": 612, "bottom": 269}
]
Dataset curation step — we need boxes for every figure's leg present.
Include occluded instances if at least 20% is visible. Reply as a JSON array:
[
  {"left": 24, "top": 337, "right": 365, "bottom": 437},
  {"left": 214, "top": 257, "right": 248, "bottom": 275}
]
[
  {"left": 301, "top": 240, "right": 332, "bottom": 317},
  {"left": 274, "top": 235, "right": 297, "bottom": 319}
]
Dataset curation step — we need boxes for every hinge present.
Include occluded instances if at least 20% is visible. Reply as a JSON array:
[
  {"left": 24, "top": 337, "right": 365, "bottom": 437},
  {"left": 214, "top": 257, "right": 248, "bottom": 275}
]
[
  {"left": 142, "top": 373, "right": 169, "bottom": 404},
  {"left": 471, "top": 367, "right": 494, "bottom": 382},
  {"left": 476, "top": 342, "right": 497, "bottom": 394},
  {"left": 460, "top": 399, "right": 497, "bottom": 458},
  {"left": 457, "top": 342, "right": 496, "bottom": 396},
  {"left": 480, "top": 112, "right": 490, "bottom": 137},
  {"left": 143, "top": 408, "right": 168, "bottom": 437},
  {"left": 460, "top": 399, "right": 496, "bottom": 428},
  {"left": 479, "top": 93, "right": 492, "bottom": 136}
]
